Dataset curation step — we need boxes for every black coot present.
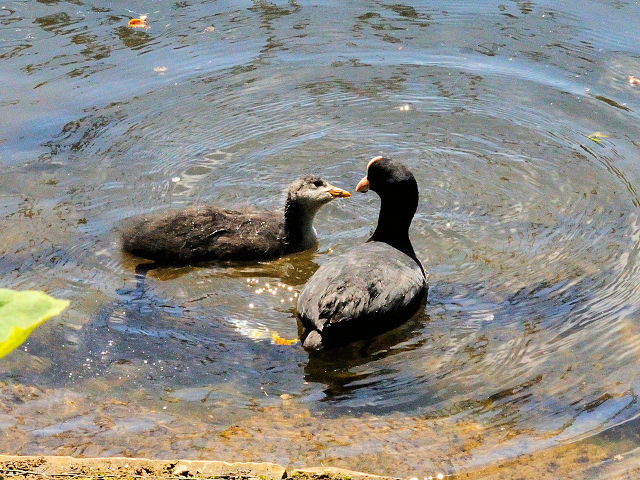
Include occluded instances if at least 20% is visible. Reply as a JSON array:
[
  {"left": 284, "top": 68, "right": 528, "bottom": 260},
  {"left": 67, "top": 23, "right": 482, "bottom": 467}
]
[
  {"left": 297, "top": 157, "right": 428, "bottom": 350},
  {"left": 121, "top": 176, "right": 350, "bottom": 264}
]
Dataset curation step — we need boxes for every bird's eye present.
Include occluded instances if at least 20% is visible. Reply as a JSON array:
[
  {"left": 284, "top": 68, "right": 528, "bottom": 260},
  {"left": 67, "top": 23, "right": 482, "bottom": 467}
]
[{"left": 313, "top": 180, "right": 324, "bottom": 187}]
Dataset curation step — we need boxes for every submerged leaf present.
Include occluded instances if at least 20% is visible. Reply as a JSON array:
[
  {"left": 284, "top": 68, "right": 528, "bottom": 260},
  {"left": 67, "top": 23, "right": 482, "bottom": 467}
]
[
  {"left": 271, "top": 332, "right": 298, "bottom": 346},
  {"left": 0, "top": 289, "right": 69, "bottom": 358}
]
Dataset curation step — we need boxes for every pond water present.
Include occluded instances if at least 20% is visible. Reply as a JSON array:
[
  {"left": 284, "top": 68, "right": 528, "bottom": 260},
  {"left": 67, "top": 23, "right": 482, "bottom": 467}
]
[{"left": 2, "top": 0, "right": 640, "bottom": 477}]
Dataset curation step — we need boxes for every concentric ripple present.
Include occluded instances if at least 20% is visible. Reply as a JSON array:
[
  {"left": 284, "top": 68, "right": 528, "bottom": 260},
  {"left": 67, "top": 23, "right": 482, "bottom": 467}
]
[{"left": 2, "top": 0, "right": 640, "bottom": 476}]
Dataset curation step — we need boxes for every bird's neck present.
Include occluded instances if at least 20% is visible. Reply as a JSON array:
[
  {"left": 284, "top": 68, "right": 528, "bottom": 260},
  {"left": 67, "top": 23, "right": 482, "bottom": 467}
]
[
  {"left": 284, "top": 200, "right": 318, "bottom": 250},
  {"left": 369, "top": 197, "right": 417, "bottom": 259}
]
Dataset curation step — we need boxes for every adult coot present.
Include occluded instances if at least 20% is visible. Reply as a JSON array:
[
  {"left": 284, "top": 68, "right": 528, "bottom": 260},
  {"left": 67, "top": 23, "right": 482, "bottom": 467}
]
[
  {"left": 296, "top": 156, "right": 428, "bottom": 350},
  {"left": 121, "top": 176, "right": 350, "bottom": 264}
]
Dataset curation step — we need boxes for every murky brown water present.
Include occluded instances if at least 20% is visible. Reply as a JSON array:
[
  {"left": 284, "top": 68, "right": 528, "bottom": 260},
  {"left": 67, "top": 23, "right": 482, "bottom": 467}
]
[{"left": 2, "top": 0, "right": 640, "bottom": 477}]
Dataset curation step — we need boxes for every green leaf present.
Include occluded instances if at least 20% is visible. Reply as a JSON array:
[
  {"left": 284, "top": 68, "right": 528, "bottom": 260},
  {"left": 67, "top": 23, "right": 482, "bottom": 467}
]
[{"left": 0, "top": 289, "right": 69, "bottom": 359}]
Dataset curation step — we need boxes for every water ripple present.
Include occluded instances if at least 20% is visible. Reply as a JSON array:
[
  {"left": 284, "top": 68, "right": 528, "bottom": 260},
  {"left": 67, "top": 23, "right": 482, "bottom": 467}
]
[{"left": 3, "top": 0, "right": 640, "bottom": 475}]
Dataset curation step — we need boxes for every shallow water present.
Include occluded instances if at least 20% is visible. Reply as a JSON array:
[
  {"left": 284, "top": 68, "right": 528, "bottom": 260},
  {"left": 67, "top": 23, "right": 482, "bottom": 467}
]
[{"left": 2, "top": 0, "right": 640, "bottom": 477}]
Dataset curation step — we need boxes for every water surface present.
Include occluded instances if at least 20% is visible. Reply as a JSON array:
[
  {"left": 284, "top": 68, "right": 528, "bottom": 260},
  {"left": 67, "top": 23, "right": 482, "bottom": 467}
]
[{"left": 2, "top": 0, "right": 640, "bottom": 477}]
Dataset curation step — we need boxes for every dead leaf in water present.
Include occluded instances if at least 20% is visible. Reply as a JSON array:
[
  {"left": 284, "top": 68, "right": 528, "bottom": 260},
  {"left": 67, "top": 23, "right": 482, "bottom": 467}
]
[{"left": 129, "top": 17, "right": 150, "bottom": 29}]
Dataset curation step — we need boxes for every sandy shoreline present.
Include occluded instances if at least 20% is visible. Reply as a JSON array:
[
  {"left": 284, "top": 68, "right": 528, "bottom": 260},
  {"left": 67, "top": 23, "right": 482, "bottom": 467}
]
[
  {"left": 0, "top": 455, "right": 390, "bottom": 480},
  {"left": 2, "top": 446, "right": 640, "bottom": 480}
]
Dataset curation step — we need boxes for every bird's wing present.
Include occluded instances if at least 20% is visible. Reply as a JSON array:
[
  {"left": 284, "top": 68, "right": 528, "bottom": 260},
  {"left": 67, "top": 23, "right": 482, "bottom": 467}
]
[{"left": 297, "top": 243, "right": 426, "bottom": 332}]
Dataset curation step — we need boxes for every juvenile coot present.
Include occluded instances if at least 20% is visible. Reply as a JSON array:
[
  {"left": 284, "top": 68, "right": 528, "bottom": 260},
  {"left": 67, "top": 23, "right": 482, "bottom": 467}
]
[
  {"left": 296, "top": 157, "right": 428, "bottom": 350},
  {"left": 121, "top": 176, "right": 350, "bottom": 264}
]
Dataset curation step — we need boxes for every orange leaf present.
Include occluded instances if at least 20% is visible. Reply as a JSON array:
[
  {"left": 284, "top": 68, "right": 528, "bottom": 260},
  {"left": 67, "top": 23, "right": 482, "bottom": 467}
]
[
  {"left": 129, "top": 18, "right": 150, "bottom": 29},
  {"left": 271, "top": 332, "right": 298, "bottom": 346}
]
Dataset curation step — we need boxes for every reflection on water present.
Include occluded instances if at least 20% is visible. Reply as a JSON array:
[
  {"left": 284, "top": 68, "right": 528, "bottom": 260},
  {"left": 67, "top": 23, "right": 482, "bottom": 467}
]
[{"left": 2, "top": 0, "right": 640, "bottom": 477}]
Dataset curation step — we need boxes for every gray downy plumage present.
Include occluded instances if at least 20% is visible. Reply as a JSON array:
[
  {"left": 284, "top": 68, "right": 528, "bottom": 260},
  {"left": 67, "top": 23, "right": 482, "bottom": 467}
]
[{"left": 121, "top": 176, "right": 350, "bottom": 264}]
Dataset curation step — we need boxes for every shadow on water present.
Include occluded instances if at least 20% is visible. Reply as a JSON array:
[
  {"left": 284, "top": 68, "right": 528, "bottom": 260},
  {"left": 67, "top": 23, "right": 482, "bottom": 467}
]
[
  {"left": 114, "top": 26, "right": 154, "bottom": 51},
  {"left": 120, "top": 247, "right": 320, "bottom": 286}
]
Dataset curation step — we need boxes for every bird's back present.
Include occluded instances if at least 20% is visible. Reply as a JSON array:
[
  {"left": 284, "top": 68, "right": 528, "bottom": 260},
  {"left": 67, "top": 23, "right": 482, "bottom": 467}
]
[
  {"left": 122, "top": 205, "right": 286, "bottom": 263},
  {"left": 297, "top": 242, "right": 428, "bottom": 349}
]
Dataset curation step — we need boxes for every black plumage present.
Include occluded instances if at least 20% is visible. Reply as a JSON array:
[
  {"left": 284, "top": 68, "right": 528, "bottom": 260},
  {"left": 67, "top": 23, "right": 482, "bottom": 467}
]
[
  {"left": 121, "top": 176, "right": 350, "bottom": 264},
  {"left": 297, "top": 157, "right": 428, "bottom": 350}
]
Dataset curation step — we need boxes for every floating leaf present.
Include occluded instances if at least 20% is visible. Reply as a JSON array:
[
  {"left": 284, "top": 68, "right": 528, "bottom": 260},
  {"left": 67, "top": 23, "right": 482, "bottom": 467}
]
[
  {"left": 271, "top": 332, "right": 298, "bottom": 346},
  {"left": 0, "top": 289, "right": 69, "bottom": 358},
  {"left": 629, "top": 75, "right": 640, "bottom": 86},
  {"left": 587, "top": 132, "right": 609, "bottom": 143},
  {"left": 129, "top": 17, "right": 150, "bottom": 29}
]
